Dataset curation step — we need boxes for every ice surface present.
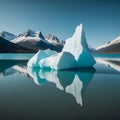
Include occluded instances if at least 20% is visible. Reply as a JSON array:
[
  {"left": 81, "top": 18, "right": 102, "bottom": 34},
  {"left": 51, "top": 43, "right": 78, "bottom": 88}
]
[
  {"left": 27, "top": 24, "right": 95, "bottom": 70},
  {"left": 27, "top": 49, "right": 56, "bottom": 67}
]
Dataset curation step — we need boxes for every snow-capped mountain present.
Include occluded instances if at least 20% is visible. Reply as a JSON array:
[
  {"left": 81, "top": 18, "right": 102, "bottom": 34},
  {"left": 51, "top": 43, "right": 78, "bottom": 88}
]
[
  {"left": 89, "top": 45, "right": 96, "bottom": 52},
  {"left": 11, "top": 30, "right": 64, "bottom": 52},
  {"left": 0, "top": 36, "right": 35, "bottom": 53},
  {"left": 12, "top": 30, "right": 48, "bottom": 51},
  {"left": 45, "top": 34, "right": 64, "bottom": 51},
  {"left": 45, "top": 34, "right": 61, "bottom": 44},
  {"left": 96, "top": 36, "right": 120, "bottom": 53},
  {"left": 0, "top": 31, "right": 17, "bottom": 40},
  {"left": 0, "top": 29, "right": 64, "bottom": 53}
]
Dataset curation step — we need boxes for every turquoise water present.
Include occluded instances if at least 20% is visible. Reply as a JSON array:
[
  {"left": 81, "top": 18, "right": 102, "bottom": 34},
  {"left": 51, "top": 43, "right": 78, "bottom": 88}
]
[
  {"left": 94, "top": 53, "right": 120, "bottom": 59},
  {"left": 0, "top": 53, "right": 34, "bottom": 60},
  {"left": 0, "top": 55, "right": 120, "bottom": 119}
]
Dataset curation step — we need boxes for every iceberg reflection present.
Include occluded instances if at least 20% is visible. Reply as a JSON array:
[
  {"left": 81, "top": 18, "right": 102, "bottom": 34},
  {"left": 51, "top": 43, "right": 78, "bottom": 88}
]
[{"left": 27, "top": 68, "right": 95, "bottom": 106}]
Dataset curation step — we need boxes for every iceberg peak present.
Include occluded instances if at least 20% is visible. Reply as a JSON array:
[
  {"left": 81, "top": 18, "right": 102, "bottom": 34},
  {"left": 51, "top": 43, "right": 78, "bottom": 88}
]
[
  {"left": 63, "top": 23, "right": 88, "bottom": 60},
  {"left": 27, "top": 24, "right": 96, "bottom": 70}
]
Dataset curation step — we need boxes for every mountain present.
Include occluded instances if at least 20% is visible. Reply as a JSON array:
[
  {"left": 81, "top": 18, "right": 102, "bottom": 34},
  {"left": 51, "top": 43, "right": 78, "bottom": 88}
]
[
  {"left": 12, "top": 30, "right": 64, "bottom": 52},
  {"left": 0, "top": 37, "right": 35, "bottom": 53},
  {"left": 12, "top": 30, "right": 49, "bottom": 51},
  {"left": 0, "top": 31, "right": 17, "bottom": 40},
  {"left": 45, "top": 34, "right": 64, "bottom": 51},
  {"left": 45, "top": 34, "right": 63, "bottom": 45},
  {"left": 0, "top": 30, "right": 64, "bottom": 53},
  {"left": 96, "top": 36, "right": 120, "bottom": 53},
  {"left": 89, "top": 45, "right": 96, "bottom": 52}
]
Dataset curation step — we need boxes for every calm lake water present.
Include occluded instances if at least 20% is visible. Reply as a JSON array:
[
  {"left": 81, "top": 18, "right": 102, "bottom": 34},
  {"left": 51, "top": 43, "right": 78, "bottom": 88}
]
[{"left": 0, "top": 54, "right": 120, "bottom": 120}]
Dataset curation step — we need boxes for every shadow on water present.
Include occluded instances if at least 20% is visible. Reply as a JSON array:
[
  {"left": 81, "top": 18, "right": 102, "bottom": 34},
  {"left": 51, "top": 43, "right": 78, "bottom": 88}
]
[{"left": 27, "top": 67, "right": 95, "bottom": 106}]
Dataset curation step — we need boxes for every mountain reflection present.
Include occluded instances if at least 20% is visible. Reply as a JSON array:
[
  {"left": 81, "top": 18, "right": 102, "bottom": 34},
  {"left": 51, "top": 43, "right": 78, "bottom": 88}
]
[
  {"left": 0, "top": 60, "right": 28, "bottom": 76},
  {"left": 27, "top": 68, "right": 95, "bottom": 106},
  {"left": 96, "top": 59, "right": 120, "bottom": 72}
]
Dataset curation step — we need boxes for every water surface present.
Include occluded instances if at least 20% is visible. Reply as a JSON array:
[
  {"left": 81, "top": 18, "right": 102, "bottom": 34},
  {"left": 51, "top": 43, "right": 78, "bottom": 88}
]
[
  {"left": 0, "top": 53, "right": 34, "bottom": 60},
  {"left": 0, "top": 55, "right": 120, "bottom": 120}
]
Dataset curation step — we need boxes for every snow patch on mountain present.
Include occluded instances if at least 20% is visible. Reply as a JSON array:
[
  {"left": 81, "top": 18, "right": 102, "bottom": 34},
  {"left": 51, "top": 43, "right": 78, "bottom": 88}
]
[
  {"left": 11, "top": 30, "right": 50, "bottom": 51},
  {"left": 96, "top": 36, "right": 120, "bottom": 50},
  {"left": 12, "top": 30, "right": 47, "bottom": 43},
  {"left": 45, "top": 34, "right": 62, "bottom": 45}
]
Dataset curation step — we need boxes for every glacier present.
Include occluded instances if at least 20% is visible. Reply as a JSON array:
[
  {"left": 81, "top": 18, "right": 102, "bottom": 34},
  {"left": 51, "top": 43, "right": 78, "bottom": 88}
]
[{"left": 27, "top": 24, "right": 96, "bottom": 70}]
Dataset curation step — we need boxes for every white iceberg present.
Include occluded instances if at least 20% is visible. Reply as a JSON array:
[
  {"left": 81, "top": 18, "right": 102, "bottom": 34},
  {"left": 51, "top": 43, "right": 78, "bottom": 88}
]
[
  {"left": 27, "top": 24, "right": 95, "bottom": 70},
  {"left": 27, "top": 49, "right": 56, "bottom": 67}
]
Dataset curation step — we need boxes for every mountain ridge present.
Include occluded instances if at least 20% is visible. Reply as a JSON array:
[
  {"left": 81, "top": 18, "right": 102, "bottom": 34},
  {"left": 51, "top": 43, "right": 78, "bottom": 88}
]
[
  {"left": 0, "top": 30, "right": 64, "bottom": 53},
  {"left": 96, "top": 36, "right": 120, "bottom": 53},
  {"left": 0, "top": 37, "right": 35, "bottom": 53}
]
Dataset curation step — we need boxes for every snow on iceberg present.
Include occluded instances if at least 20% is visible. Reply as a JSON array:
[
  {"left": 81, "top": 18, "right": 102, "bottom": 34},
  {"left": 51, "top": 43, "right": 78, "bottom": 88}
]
[{"left": 27, "top": 24, "right": 96, "bottom": 70}]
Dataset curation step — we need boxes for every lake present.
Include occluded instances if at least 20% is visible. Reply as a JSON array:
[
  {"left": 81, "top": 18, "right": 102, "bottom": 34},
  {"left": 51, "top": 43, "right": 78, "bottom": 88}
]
[
  {"left": 0, "top": 54, "right": 120, "bottom": 120},
  {"left": 0, "top": 53, "right": 34, "bottom": 60}
]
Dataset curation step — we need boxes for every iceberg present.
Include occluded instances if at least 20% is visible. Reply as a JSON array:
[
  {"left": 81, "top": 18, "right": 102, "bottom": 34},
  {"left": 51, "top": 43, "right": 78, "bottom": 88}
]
[
  {"left": 27, "top": 49, "right": 56, "bottom": 67},
  {"left": 27, "top": 24, "right": 95, "bottom": 70}
]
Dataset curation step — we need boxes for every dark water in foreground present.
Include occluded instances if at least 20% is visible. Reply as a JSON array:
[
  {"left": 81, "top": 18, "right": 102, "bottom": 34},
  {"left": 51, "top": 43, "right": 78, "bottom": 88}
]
[{"left": 0, "top": 57, "right": 120, "bottom": 120}]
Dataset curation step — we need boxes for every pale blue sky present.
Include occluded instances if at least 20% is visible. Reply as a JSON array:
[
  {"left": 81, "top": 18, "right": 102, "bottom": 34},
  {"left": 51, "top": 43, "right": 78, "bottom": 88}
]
[{"left": 0, "top": 0, "right": 120, "bottom": 48}]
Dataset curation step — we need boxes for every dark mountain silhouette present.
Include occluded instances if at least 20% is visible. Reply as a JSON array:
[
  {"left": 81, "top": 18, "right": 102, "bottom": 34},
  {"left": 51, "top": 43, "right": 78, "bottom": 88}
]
[{"left": 0, "top": 37, "right": 35, "bottom": 53}]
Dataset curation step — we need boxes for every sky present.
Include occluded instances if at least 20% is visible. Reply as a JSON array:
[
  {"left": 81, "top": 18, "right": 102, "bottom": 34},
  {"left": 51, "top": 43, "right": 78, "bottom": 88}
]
[{"left": 0, "top": 0, "right": 120, "bottom": 48}]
